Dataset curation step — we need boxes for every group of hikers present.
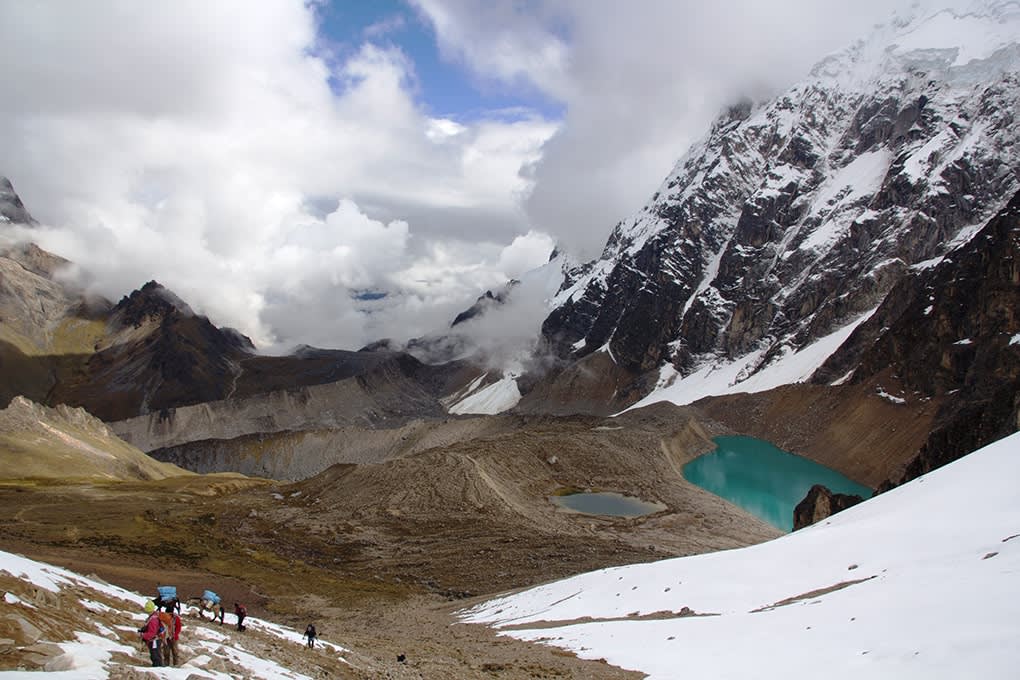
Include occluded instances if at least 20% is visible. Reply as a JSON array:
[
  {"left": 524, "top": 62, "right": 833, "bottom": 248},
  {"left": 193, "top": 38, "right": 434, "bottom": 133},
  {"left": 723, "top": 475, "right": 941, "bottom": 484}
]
[
  {"left": 137, "top": 594, "right": 183, "bottom": 667},
  {"left": 137, "top": 585, "right": 319, "bottom": 667}
]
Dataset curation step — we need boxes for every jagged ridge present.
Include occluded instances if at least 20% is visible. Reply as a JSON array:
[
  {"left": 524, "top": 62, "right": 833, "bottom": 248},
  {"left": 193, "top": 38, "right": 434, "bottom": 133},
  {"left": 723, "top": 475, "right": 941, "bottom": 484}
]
[{"left": 541, "top": 4, "right": 1020, "bottom": 403}]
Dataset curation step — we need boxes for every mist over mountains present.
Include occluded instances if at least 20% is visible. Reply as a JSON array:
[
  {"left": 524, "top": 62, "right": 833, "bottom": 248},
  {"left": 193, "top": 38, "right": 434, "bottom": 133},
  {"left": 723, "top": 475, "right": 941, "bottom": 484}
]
[
  {"left": 0, "top": 4, "right": 1018, "bottom": 676},
  {"left": 2, "top": 3, "right": 1018, "bottom": 480}
]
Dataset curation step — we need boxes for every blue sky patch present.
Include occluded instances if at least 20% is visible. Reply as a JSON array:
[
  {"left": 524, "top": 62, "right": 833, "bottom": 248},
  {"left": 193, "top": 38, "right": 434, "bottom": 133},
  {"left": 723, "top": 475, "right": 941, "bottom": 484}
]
[{"left": 314, "top": 0, "right": 562, "bottom": 121}]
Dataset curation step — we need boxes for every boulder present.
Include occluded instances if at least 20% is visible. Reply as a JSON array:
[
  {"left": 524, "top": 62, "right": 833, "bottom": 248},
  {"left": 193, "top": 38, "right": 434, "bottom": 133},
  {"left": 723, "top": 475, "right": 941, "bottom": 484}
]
[{"left": 793, "top": 484, "right": 864, "bottom": 530}]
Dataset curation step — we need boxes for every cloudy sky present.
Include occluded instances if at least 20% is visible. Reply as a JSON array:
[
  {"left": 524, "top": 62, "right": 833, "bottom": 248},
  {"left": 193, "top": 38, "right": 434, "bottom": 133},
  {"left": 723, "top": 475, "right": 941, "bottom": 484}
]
[{"left": 0, "top": 0, "right": 921, "bottom": 353}]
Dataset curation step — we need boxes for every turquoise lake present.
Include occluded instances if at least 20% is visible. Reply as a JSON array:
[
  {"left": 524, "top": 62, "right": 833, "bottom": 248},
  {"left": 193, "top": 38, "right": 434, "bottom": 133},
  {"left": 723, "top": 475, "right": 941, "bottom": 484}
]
[
  {"left": 551, "top": 491, "right": 665, "bottom": 517},
  {"left": 683, "top": 436, "right": 873, "bottom": 532}
]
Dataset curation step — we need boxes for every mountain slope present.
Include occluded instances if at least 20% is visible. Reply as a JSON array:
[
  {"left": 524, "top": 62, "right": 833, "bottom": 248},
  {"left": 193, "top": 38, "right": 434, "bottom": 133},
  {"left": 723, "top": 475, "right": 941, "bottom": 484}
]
[
  {"left": 0, "top": 396, "right": 187, "bottom": 481},
  {"left": 45, "top": 280, "right": 256, "bottom": 421},
  {"left": 821, "top": 187, "right": 1020, "bottom": 486},
  {"left": 536, "top": 4, "right": 1020, "bottom": 414},
  {"left": 463, "top": 429, "right": 1020, "bottom": 679},
  {"left": 109, "top": 351, "right": 450, "bottom": 454},
  {"left": 0, "top": 548, "right": 353, "bottom": 677},
  {"left": 0, "top": 242, "right": 110, "bottom": 409}
]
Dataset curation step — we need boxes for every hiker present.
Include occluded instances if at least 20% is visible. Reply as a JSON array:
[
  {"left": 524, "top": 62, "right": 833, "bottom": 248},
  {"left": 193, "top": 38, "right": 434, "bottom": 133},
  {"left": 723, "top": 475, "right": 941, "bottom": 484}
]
[
  {"left": 234, "top": 602, "right": 247, "bottom": 631},
  {"left": 304, "top": 624, "right": 317, "bottom": 649},
  {"left": 162, "top": 607, "right": 182, "bottom": 666},
  {"left": 219, "top": 604, "right": 225, "bottom": 625},
  {"left": 138, "top": 601, "right": 163, "bottom": 667}
]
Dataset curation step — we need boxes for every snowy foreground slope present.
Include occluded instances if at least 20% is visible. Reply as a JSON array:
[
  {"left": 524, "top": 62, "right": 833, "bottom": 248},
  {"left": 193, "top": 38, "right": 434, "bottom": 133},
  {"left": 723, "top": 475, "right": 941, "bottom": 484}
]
[
  {"left": 463, "top": 432, "right": 1020, "bottom": 679},
  {"left": 0, "top": 553, "right": 347, "bottom": 678}
]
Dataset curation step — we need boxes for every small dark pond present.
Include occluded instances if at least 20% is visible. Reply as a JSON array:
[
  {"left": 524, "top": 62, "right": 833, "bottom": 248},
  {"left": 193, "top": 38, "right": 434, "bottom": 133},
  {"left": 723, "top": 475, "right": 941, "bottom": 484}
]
[
  {"left": 683, "top": 435, "right": 873, "bottom": 532},
  {"left": 551, "top": 491, "right": 665, "bottom": 517}
]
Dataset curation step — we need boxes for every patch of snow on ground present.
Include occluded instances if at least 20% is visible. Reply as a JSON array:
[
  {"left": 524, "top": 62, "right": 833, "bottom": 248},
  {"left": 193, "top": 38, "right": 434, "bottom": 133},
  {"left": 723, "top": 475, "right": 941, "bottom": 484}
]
[
  {"left": 198, "top": 642, "right": 316, "bottom": 680},
  {"left": 626, "top": 309, "right": 875, "bottom": 410},
  {"left": 463, "top": 431, "right": 1020, "bottom": 680},
  {"left": 81, "top": 598, "right": 116, "bottom": 614},
  {"left": 911, "top": 255, "right": 944, "bottom": 270},
  {"left": 798, "top": 217, "right": 849, "bottom": 254},
  {"left": 4, "top": 592, "right": 28, "bottom": 606},
  {"left": 876, "top": 388, "right": 907, "bottom": 404},
  {"left": 830, "top": 369, "right": 855, "bottom": 386},
  {"left": 256, "top": 618, "right": 349, "bottom": 658},
  {"left": 449, "top": 375, "right": 522, "bottom": 415}
]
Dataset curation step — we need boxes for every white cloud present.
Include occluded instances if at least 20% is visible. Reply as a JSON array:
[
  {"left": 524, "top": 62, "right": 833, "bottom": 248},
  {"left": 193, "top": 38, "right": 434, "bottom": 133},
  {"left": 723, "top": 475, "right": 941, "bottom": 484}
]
[
  {"left": 413, "top": 0, "right": 941, "bottom": 258},
  {"left": 364, "top": 13, "right": 408, "bottom": 39},
  {"left": 498, "top": 231, "right": 556, "bottom": 279},
  {"left": 412, "top": 0, "right": 571, "bottom": 98},
  {"left": 2, "top": 0, "right": 959, "bottom": 359},
  {"left": 0, "top": 0, "right": 557, "bottom": 351}
]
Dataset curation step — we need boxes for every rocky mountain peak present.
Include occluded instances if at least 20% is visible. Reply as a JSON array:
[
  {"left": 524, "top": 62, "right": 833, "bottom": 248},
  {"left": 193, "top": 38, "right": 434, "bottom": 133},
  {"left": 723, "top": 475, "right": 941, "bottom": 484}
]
[
  {"left": 113, "top": 280, "right": 196, "bottom": 328},
  {"left": 537, "top": 4, "right": 1020, "bottom": 410},
  {"left": 110, "top": 280, "right": 256, "bottom": 355},
  {"left": 0, "top": 176, "right": 36, "bottom": 225},
  {"left": 451, "top": 280, "right": 519, "bottom": 328}
]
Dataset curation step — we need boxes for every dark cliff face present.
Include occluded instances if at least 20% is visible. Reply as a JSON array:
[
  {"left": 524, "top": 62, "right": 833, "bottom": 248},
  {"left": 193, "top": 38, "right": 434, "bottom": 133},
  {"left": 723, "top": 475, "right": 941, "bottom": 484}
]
[
  {"left": 537, "top": 14, "right": 1020, "bottom": 409},
  {"left": 821, "top": 190, "right": 1020, "bottom": 488}
]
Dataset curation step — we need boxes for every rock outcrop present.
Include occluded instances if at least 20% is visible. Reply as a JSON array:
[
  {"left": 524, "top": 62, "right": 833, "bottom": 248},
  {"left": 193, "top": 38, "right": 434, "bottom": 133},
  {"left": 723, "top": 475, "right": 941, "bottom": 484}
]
[
  {"left": 792, "top": 484, "right": 865, "bottom": 530},
  {"left": 823, "top": 189, "right": 1020, "bottom": 488},
  {"left": 0, "top": 176, "right": 36, "bottom": 225},
  {"left": 451, "top": 281, "right": 518, "bottom": 328}
]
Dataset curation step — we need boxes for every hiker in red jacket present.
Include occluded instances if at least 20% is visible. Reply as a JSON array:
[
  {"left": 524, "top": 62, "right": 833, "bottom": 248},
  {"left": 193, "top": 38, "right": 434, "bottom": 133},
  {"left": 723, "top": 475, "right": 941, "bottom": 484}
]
[
  {"left": 138, "top": 603, "right": 163, "bottom": 667},
  {"left": 234, "top": 602, "right": 247, "bottom": 631}
]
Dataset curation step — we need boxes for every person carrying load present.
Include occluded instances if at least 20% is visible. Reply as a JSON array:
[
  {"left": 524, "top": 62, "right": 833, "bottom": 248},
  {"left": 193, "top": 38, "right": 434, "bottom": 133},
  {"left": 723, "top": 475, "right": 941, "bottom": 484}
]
[
  {"left": 138, "top": 600, "right": 163, "bottom": 667},
  {"left": 154, "top": 585, "right": 180, "bottom": 614}
]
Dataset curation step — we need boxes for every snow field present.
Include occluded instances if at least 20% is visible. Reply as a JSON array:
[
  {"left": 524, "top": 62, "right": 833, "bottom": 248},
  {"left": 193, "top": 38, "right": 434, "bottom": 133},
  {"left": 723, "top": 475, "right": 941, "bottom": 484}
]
[{"left": 463, "top": 431, "right": 1020, "bottom": 679}]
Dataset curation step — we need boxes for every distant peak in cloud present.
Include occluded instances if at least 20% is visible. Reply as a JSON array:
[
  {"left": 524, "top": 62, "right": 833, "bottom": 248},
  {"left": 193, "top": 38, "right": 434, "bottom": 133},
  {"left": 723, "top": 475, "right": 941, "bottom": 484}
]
[{"left": 0, "top": 0, "right": 555, "bottom": 354}]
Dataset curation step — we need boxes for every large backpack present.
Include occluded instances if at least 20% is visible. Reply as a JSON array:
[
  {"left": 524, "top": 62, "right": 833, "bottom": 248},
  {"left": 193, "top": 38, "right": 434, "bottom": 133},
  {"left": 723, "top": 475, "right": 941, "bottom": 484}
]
[{"left": 157, "top": 611, "right": 172, "bottom": 643}]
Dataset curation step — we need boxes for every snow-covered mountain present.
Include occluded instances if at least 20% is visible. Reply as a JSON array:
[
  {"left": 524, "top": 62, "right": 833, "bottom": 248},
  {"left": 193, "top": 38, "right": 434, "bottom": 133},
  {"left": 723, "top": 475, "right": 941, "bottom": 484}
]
[
  {"left": 539, "top": 3, "right": 1020, "bottom": 408},
  {"left": 463, "top": 429, "right": 1020, "bottom": 679}
]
